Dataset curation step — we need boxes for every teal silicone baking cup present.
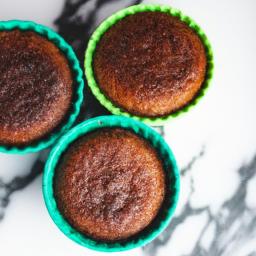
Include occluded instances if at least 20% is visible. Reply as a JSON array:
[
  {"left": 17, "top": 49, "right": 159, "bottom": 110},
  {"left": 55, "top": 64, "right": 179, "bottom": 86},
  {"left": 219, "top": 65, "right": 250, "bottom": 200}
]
[
  {"left": 85, "top": 4, "right": 214, "bottom": 125},
  {"left": 43, "top": 115, "right": 180, "bottom": 252},
  {"left": 0, "top": 20, "right": 84, "bottom": 154}
]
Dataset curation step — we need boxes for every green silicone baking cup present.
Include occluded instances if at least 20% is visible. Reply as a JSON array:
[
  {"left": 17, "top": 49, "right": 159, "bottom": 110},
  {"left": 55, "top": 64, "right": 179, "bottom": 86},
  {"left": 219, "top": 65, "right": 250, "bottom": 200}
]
[
  {"left": 0, "top": 20, "right": 84, "bottom": 154},
  {"left": 43, "top": 115, "right": 180, "bottom": 252},
  {"left": 85, "top": 4, "right": 214, "bottom": 125}
]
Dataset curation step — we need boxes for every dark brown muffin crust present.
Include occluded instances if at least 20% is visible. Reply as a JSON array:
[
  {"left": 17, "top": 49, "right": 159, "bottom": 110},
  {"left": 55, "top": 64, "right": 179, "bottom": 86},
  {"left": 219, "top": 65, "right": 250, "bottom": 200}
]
[
  {"left": 93, "top": 12, "right": 207, "bottom": 117},
  {"left": 0, "top": 30, "right": 73, "bottom": 145},
  {"left": 54, "top": 128, "right": 165, "bottom": 241}
]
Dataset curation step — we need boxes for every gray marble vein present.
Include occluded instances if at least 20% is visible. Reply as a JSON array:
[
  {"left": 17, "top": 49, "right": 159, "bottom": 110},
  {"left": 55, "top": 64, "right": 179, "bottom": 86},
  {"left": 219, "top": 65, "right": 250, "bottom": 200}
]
[
  {"left": 143, "top": 148, "right": 206, "bottom": 256},
  {"left": 0, "top": 158, "right": 44, "bottom": 220},
  {"left": 143, "top": 153, "right": 256, "bottom": 256}
]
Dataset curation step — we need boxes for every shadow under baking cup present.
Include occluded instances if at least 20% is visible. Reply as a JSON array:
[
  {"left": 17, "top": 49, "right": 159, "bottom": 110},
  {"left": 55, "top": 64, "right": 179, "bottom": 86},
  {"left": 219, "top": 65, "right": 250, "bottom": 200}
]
[
  {"left": 85, "top": 4, "right": 214, "bottom": 125},
  {"left": 43, "top": 115, "right": 180, "bottom": 252},
  {"left": 0, "top": 20, "right": 84, "bottom": 154}
]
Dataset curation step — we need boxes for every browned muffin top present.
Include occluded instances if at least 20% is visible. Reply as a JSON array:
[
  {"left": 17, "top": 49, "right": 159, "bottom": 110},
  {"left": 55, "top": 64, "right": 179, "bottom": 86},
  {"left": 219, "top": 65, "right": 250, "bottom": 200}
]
[
  {"left": 93, "top": 12, "right": 207, "bottom": 117},
  {"left": 54, "top": 128, "right": 165, "bottom": 241},
  {"left": 0, "top": 30, "right": 73, "bottom": 145}
]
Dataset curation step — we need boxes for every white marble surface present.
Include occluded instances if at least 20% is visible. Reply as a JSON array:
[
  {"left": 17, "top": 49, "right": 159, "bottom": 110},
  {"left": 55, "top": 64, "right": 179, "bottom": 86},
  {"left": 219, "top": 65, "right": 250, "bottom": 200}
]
[{"left": 0, "top": 0, "right": 256, "bottom": 255}]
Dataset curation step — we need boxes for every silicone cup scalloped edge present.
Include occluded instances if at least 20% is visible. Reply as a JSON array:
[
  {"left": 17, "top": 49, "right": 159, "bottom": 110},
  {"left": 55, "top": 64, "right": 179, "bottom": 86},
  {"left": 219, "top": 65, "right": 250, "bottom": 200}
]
[
  {"left": 42, "top": 115, "right": 180, "bottom": 252},
  {"left": 84, "top": 4, "right": 214, "bottom": 125}
]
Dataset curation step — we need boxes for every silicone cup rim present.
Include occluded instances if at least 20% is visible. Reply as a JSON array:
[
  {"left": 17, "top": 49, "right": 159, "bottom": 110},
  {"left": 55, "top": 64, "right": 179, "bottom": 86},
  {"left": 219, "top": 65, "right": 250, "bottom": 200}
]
[
  {"left": 85, "top": 4, "right": 214, "bottom": 125},
  {"left": 43, "top": 115, "right": 180, "bottom": 252},
  {"left": 0, "top": 20, "right": 84, "bottom": 154}
]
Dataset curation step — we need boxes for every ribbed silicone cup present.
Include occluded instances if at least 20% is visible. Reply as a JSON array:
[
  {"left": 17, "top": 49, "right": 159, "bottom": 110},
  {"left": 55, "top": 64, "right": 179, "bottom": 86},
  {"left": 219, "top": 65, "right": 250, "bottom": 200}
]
[
  {"left": 0, "top": 20, "right": 84, "bottom": 154},
  {"left": 85, "top": 4, "right": 214, "bottom": 125},
  {"left": 43, "top": 115, "right": 180, "bottom": 252}
]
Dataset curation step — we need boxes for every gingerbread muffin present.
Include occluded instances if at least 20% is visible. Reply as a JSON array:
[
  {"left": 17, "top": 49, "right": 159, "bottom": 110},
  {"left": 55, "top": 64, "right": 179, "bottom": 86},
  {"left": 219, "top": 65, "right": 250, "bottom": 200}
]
[
  {"left": 0, "top": 30, "right": 73, "bottom": 146},
  {"left": 54, "top": 128, "right": 165, "bottom": 241},
  {"left": 93, "top": 11, "right": 207, "bottom": 117}
]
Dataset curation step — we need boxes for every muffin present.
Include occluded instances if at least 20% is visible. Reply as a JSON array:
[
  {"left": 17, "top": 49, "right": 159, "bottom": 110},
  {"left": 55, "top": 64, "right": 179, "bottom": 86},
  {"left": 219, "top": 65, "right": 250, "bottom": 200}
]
[
  {"left": 54, "top": 127, "right": 166, "bottom": 241},
  {"left": 93, "top": 11, "right": 207, "bottom": 117},
  {"left": 0, "top": 29, "right": 73, "bottom": 146}
]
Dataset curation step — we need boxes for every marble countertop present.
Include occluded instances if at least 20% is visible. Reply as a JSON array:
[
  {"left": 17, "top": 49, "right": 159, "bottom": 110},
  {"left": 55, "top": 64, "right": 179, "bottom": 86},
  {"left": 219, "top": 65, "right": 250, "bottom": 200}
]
[{"left": 0, "top": 0, "right": 256, "bottom": 255}]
